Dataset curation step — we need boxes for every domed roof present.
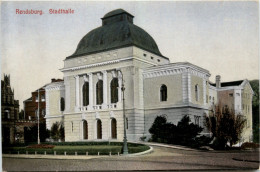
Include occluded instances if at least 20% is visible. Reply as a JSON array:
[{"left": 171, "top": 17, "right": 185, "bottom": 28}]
[
  {"left": 103, "top": 9, "right": 132, "bottom": 19},
  {"left": 67, "top": 9, "right": 165, "bottom": 59}
]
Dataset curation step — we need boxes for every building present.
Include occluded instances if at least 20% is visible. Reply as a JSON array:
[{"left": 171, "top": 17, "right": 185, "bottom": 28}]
[
  {"left": 1, "top": 74, "right": 35, "bottom": 144},
  {"left": 24, "top": 78, "right": 63, "bottom": 122},
  {"left": 209, "top": 76, "right": 253, "bottom": 142},
  {"left": 45, "top": 9, "right": 253, "bottom": 142}
]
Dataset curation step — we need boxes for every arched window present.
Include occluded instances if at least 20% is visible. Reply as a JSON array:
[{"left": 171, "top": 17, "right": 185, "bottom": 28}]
[
  {"left": 111, "top": 118, "right": 117, "bottom": 139},
  {"left": 195, "top": 85, "right": 199, "bottom": 101},
  {"left": 83, "top": 120, "right": 88, "bottom": 139},
  {"left": 96, "top": 80, "right": 103, "bottom": 105},
  {"left": 97, "top": 119, "right": 102, "bottom": 139},
  {"left": 82, "top": 82, "right": 89, "bottom": 106},
  {"left": 160, "top": 85, "right": 167, "bottom": 101},
  {"left": 60, "top": 97, "right": 65, "bottom": 111},
  {"left": 110, "top": 78, "right": 119, "bottom": 103}
]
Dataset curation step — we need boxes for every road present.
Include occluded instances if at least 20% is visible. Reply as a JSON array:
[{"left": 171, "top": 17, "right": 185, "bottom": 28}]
[{"left": 2, "top": 146, "right": 259, "bottom": 171}]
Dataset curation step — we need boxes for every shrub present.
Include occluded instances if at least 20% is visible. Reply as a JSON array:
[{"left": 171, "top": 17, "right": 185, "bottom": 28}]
[
  {"left": 206, "top": 105, "right": 246, "bottom": 149},
  {"left": 149, "top": 115, "right": 203, "bottom": 147},
  {"left": 27, "top": 144, "right": 55, "bottom": 149},
  {"left": 241, "top": 142, "right": 259, "bottom": 150}
]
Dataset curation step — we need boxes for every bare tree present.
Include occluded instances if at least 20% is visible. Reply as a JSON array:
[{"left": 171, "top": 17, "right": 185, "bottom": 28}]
[{"left": 206, "top": 104, "right": 246, "bottom": 148}]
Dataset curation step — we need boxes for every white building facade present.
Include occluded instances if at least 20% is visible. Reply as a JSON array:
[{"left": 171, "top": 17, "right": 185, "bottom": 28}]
[{"left": 45, "top": 9, "right": 253, "bottom": 142}]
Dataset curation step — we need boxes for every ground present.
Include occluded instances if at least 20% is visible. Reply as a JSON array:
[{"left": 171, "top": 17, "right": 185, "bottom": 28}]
[{"left": 2, "top": 145, "right": 259, "bottom": 171}]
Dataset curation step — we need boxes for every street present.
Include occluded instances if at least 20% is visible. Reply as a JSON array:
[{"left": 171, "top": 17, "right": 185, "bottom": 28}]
[{"left": 2, "top": 146, "right": 259, "bottom": 171}]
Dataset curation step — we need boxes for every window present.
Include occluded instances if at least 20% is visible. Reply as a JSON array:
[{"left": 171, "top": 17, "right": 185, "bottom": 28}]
[
  {"left": 4, "top": 110, "right": 10, "bottom": 119},
  {"left": 229, "top": 93, "right": 233, "bottom": 97},
  {"left": 41, "top": 94, "right": 45, "bottom": 101},
  {"left": 42, "top": 109, "right": 45, "bottom": 116},
  {"left": 71, "top": 122, "right": 73, "bottom": 132},
  {"left": 195, "top": 85, "right": 199, "bottom": 101},
  {"left": 35, "top": 109, "right": 38, "bottom": 117},
  {"left": 143, "top": 53, "right": 147, "bottom": 57},
  {"left": 160, "top": 85, "right": 167, "bottom": 101},
  {"left": 110, "top": 78, "right": 119, "bottom": 103},
  {"left": 96, "top": 80, "right": 103, "bottom": 105},
  {"left": 194, "top": 115, "right": 200, "bottom": 126},
  {"left": 236, "top": 93, "right": 240, "bottom": 96},
  {"left": 157, "top": 59, "right": 160, "bottom": 62},
  {"left": 60, "top": 97, "right": 65, "bottom": 112},
  {"left": 82, "top": 82, "right": 89, "bottom": 106},
  {"left": 35, "top": 95, "right": 39, "bottom": 102},
  {"left": 151, "top": 56, "right": 154, "bottom": 60}
]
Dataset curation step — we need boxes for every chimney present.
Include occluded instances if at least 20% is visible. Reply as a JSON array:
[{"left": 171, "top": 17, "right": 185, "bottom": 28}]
[{"left": 216, "top": 75, "right": 221, "bottom": 88}]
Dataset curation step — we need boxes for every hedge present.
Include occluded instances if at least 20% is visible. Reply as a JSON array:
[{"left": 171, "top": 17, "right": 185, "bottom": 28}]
[{"left": 2, "top": 143, "right": 150, "bottom": 155}]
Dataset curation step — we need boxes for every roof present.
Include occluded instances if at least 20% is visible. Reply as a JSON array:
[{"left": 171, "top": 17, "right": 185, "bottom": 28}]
[
  {"left": 66, "top": 9, "right": 166, "bottom": 60},
  {"left": 210, "top": 80, "right": 244, "bottom": 87},
  {"left": 102, "top": 9, "right": 133, "bottom": 19}
]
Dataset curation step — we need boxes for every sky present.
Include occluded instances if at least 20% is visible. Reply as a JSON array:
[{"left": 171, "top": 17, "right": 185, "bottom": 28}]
[{"left": 1, "top": 1, "right": 259, "bottom": 109}]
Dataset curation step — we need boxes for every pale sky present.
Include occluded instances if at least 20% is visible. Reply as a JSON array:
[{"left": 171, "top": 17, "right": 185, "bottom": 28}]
[{"left": 1, "top": 1, "right": 259, "bottom": 109}]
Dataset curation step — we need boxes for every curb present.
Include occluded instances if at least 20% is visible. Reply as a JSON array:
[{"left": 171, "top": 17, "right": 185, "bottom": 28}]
[
  {"left": 2, "top": 145, "right": 154, "bottom": 159},
  {"left": 139, "top": 142, "right": 198, "bottom": 151},
  {"left": 122, "top": 146, "right": 153, "bottom": 157},
  {"left": 2, "top": 154, "right": 105, "bottom": 160}
]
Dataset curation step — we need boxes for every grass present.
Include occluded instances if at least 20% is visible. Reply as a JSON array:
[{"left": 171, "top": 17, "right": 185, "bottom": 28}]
[{"left": 3, "top": 142, "right": 150, "bottom": 155}]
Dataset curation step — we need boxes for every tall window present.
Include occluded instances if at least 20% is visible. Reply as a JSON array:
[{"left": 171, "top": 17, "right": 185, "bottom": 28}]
[
  {"left": 110, "top": 78, "right": 119, "bottom": 103},
  {"left": 195, "top": 85, "right": 199, "bottom": 101},
  {"left": 160, "top": 85, "right": 167, "bottom": 101},
  {"left": 83, "top": 120, "right": 88, "bottom": 139},
  {"left": 194, "top": 115, "right": 200, "bottom": 126},
  {"left": 60, "top": 97, "right": 65, "bottom": 112},
  {"left": 96, "top": 80, "right": 103, "bottom": 105},
  {"left": 111, "top": 118, "right": 117, "bottom": 139},
  {"left": 97, "top": 119, "right": 102, "bottom": 139},
  {"left": 83, "top": 82, "right": 89, "bottom": 106}
]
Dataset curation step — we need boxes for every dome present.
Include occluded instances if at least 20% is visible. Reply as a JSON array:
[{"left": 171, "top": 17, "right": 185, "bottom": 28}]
[{"left": 67, "top": 9, "right": 165, "bottom": 59}]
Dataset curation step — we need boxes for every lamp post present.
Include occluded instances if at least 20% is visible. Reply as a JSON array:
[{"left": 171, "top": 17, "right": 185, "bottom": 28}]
[
  {"left": 121, "top": 72, "right": 128, "bottom": 155},
  {"left": 37, "top": 89, "right": 40, "bottom": 145}
]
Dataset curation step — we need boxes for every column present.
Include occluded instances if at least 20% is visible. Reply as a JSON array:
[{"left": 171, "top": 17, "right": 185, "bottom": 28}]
[
  {"left": 118, "top": 70, "right": 122, "bottom": 102},
  {"left": 102, "top": 71, "right": 108, "bottom": 108},
  {"left": 75, "top": 75, "right": 80, "bottom": 111},
  {"left": 203, "top": 78, "right": 206, "bottom": 106},
  {"left": 88, "top": 73, "right": 93, "bottom": 110}
]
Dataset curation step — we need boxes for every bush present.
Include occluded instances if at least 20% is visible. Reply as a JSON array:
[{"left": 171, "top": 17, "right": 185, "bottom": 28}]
[
  {"left": 241, "top": 142, "right": 259, "bottom": 150},
  {"left": 149, "top": 115, "right": 204, "bottom": 147}
]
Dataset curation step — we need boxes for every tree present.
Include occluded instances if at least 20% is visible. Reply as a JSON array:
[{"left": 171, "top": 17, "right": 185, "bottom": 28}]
[
  {"left": 206, "top": 106, "right": 246, "bottom": 149},
  {"left": 149, "top": 115, "right": 203, "bottom": 147},
  {"left": 50, "top": 121, "right": 64, "bottom": 141},
  {"left": 250, "top": 80, "right": 259, "bottom": 143}
]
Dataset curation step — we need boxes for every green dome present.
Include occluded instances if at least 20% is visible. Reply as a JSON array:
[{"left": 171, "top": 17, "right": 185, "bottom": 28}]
[{"left": 67, "top": 9, "right": 165, "bottom": 59}]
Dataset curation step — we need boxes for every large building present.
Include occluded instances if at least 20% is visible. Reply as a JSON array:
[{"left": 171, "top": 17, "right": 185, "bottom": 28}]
[{"left": 45, "top": 9, "right": 253, "bottom": 142}]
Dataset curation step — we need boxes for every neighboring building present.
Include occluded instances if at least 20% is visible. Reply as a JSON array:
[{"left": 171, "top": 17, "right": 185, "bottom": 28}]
[
  {"left": 24, "top": 78, "right": 63, "bottom": 122},
  {"left": 1, "top": 74, "right": 34, "bottom": 144},
  {"left": 209, "top": 75, "right": 254, "bottom": 142},
  {"left": 45, "top": 9, "right": 253, "bottom": 143}
]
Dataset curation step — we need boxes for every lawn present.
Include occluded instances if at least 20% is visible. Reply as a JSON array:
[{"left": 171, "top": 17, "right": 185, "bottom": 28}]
[{"left": 3, "top": 142, "right": 150, "bottom": 155}]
